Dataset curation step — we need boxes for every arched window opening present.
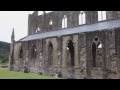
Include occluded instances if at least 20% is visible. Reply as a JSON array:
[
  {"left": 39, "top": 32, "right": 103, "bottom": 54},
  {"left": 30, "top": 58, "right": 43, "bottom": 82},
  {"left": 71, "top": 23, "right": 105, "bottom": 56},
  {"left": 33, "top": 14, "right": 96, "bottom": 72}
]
[
  {"left": 48, "top": 42, "right": 53, "bottom": 65},
  {"left": 35, "top": 27, "right": 41, "bottom": 33},
  {"left": 92, "top": 42, "right": 96, "bottom": 67},
  {"left": 66, "top": 40, "right": 74, "bottom": 66},
  {"left": 98, "top": 11, "right": 106, "bottom": 21},
  {"left": 92, "top": 37, "right": 103, "bottom": 68},
  {"left": 31, "top": 45, "right": 37, "bottom": 58},
  {"left": 62, "top": 15, "right": 67, "bottom": 29},
  {"left": 19, "top": 47, "right": 23, "bottom": 58},
  {"left": 97, "top": 42, "right": 102, "bottom": 58},
  {"left": 79, "top": 11, "right": 86, "bottom": 25},
  {"left": 49, "top": 19, "right": 53, "bottom": 26}
]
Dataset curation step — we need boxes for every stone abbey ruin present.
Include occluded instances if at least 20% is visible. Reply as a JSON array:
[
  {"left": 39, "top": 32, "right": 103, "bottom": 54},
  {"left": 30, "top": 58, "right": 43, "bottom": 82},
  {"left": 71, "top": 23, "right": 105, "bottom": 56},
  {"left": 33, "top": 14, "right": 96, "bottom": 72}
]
[{"left": 9, "top": 11, "right": 120, "bottom": 79}]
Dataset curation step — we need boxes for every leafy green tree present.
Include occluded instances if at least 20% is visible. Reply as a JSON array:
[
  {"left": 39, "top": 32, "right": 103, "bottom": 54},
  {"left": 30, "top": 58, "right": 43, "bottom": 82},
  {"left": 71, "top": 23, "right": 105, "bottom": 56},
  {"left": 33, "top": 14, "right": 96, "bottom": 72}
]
[{"left": 0, "top": 41, "right": 10, "bottom": 64}]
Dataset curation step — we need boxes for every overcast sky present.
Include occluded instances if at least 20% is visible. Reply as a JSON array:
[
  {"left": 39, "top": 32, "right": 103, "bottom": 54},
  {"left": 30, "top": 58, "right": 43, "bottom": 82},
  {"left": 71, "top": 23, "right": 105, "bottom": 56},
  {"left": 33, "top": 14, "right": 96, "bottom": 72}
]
[
  {"left": 0, "top": 11, "right": 33, "bottom": 43},
  {"left": 0, "top": 11, "right": 54, "bottom": 43}
]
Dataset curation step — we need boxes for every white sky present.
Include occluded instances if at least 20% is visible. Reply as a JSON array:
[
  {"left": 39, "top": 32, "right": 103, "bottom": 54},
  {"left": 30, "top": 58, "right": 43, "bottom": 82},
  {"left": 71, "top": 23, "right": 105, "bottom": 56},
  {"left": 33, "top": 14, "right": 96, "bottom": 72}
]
[
  {"left": 0, "top": 11, "right": 105, "bottom": 43},
  {"left": 0, "top": 11, "right": 34, "bottom": 43},
  {"left": 0, "top": 11, "right": 53, "bottom": 43}
]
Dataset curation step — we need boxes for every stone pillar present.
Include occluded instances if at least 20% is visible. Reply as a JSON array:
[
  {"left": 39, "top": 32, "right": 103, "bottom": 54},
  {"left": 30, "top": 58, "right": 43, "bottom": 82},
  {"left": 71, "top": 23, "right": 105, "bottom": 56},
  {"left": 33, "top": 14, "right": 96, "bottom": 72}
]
[
  {"left": 79, "top": 33, "right": 87, "bottom": 79},
  {"left": 105, "top": 30, "right": 119, "bottom": 79},
  {"left": 57, "top": 36, "right": 62, "bottom": 74},
  {"left": 62, "top": 36, "right": 71, "bottom": 78},
  {"left": 73, "top": 35, "right": 80, "bottom": 78},
  {"left": 9, "top": 28, "right": 15, "bottom": 71}
]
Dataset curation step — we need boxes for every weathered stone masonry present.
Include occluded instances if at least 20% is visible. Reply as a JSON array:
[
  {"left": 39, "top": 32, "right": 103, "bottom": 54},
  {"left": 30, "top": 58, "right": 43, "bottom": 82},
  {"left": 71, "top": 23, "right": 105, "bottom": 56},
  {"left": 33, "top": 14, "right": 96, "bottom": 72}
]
[{"left": 9, "top": 11, "right": 120, "bottom": 79}]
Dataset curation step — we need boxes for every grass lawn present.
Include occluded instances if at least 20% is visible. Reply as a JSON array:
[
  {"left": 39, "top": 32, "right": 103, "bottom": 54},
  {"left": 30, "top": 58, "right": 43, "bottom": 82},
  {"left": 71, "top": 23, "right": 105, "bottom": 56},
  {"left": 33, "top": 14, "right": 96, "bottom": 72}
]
[{"left": 0, "top": 68, "right": 59, "bottom": 79}]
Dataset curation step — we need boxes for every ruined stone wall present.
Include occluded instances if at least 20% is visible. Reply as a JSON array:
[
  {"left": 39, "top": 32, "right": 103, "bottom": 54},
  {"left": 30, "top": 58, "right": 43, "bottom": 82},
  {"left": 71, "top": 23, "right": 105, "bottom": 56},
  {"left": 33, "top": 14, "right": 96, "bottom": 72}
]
[
  {"left": 28, "top": 12, "right": 39, "bottom": 35},
  {"left": 29, "top": 11, "right": 120, "bottom": 36},
  {"left": 28, "top": 11, "right": 99, "bottom": 35},
  {"left": 115, "top": 28, "right": 120, "bottom": 78},
  {"left": 62, "top": 35, "right": 74, "bottom": 78},
  {"left": 78, "top": 33, "right": 87, "bottom": 78},
  {"left": 11, "top": 11, "right": 120, "bottom": 79},
  {"left": 13, "top": 28, "right": 120, "bottom": 79},
  {"left": 61, "top": 34, "right": 87, "bottom": 79},
  {"left": 27, "top": 40, "right": 39, "bottom": 74},
  {"left": 104, "top": 29, "right": 118, "bottom": 79},
  {"left": 106, "top": 11, "right": 120, "bottom": 20},
  {"left": 13, "top": 33, "right": 87, "bottom": 78},
  {"left": 43, "top": 37, "right": 60, "bottom": 76},
  {"left": 86, "top": 11, "right": 98, "bottom": 24},
  {"left": 13, "top": 42, "right": 25, "bottom": 71},
  {"left": 106, "top": 11, "right": 117, "bottom": 20},
  {"left": 86, "top": 30, "right": 106, "bottom": 79},
  {"left": 85, "top": 29, "right": 118, "bottom": 79}
]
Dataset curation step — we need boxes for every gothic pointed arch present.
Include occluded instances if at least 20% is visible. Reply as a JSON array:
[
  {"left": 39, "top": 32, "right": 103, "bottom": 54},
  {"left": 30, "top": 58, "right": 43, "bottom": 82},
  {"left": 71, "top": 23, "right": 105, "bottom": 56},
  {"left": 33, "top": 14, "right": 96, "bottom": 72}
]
[
  {"left": 47, "top": 41, "right": 53, "bottom": 66},
  {"left": 62, "top": 15, "right": 67, "bottom": 29},
  {"left": 66, "top": 39, "right": 75, "bottom": 66},
  {"left": 92, "top": 42, "right": 96, "bottom": 67},
  {"left": 19, "top": 46, "right": 23, "bottom": 58},
  {"left": 79, "top": 11, "right": 86, "bottom": 25},
  {"left": 92, "top": 37, "right": 103, "bottom": 67}
]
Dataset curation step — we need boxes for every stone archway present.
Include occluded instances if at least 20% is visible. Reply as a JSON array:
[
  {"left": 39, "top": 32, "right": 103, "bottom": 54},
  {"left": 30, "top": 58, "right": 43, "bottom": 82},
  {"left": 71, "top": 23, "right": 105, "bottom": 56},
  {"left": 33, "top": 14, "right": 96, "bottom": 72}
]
[
  {"left": 19, "top": 46, "right": 23, "bottom": 58},
  {"left": 66, "top": 40, "right": 75, "bottom": 67},
  {"left": 92, "top": 42, "right": 97, "bottom": 67},
  {"left": 92, "top": 37, "right": 103, "bottom": 68},
  {"left": 47, "top": 42, "right": 53, "bottom": 66}
]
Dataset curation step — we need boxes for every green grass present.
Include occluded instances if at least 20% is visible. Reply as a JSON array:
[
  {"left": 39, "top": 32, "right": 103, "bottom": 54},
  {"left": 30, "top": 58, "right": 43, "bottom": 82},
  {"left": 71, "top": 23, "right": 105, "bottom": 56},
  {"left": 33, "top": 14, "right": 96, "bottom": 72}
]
[{"left": 0, "top": 68, "right": 58, "bottom": 79}]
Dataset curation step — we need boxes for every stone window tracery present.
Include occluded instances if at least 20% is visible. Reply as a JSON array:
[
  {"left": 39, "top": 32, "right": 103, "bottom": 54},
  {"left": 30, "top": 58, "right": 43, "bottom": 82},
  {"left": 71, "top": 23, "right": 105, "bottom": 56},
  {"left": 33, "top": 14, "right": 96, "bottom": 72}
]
[{"left": 66, "top": 40, "right": 74, "bottom": 66}]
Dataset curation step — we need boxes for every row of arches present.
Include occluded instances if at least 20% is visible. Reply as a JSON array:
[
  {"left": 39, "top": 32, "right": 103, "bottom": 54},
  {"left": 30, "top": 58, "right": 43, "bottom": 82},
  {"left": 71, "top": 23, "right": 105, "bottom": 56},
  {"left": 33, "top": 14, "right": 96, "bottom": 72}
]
[
  {"left": 62, "top": 11, "right": 107, "bottom": 27},
  {"left": 35, "top": 11, "right": 106, "bottom": 33},
  {"left": 47, "top": 40, "right": 75, "bottom": 66},
  {"left": 19, "top": 45, "right": 37, "bottom": 59},
  {"left": 19, "top": 37, "right": 103, "bottom": 68},
  {"left": 19, "top": 40, "right": 75, "bottom": 67}
]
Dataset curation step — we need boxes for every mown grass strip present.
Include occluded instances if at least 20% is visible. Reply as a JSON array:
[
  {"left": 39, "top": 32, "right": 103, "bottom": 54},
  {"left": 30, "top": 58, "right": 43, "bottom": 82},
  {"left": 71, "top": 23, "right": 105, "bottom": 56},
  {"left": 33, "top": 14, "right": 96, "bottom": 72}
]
[{"left": 0, "top": 68, "right": 59, "bottom": 79}]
